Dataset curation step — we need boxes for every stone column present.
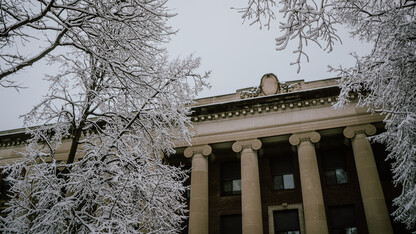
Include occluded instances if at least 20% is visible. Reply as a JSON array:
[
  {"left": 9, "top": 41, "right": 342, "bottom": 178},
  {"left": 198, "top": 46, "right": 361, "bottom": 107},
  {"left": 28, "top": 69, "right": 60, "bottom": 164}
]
[
  {"left": 289, "top": 131, "right": 328, "bottom": 234},
  {"left": 232, "top": 139, "right": 263, "bottom": 234},
  {"left": 344, "top": 124, "right": 393, "bottom": 234},
  {"left": 184, "top": 145, "right": 212, "bottom": 234}
]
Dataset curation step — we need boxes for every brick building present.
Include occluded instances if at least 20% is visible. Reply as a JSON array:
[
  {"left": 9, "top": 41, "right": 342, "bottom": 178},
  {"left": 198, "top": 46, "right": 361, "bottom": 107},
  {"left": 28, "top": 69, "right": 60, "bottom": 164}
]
[
  {"left": 167, "top": 74, "right": 411, "bottom": 234},
  {"left": 0, "top": 74, "right": 412, "bottom": 233}
]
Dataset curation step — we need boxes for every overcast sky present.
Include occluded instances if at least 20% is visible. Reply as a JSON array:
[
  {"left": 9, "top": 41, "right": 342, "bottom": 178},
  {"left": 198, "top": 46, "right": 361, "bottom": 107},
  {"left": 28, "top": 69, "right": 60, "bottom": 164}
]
[{"left": 0, "top": 0, "right": 371, "bottom": 131}]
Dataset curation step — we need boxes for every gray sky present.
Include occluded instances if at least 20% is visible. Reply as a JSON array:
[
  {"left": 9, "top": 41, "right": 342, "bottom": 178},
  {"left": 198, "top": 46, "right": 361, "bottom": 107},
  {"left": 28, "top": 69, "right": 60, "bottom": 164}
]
[{"left": 0, "top": 0, "right": 371, "bottom": 131}]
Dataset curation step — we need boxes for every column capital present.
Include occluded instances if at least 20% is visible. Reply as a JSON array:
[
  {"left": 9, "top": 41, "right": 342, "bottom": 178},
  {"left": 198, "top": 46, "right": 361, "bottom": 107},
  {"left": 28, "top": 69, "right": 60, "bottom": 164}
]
[
  {"left": 232, "top": 139, "right": 262, "bottom": 153},
  {"left": 184, "top": 145, "right": 212, "bottom": 158},
  {"left": 343, "top": 124, "right": 376, "bottom": 139},
  {"left": 289, "top": 131, "right": 321, "bottom": 146}
]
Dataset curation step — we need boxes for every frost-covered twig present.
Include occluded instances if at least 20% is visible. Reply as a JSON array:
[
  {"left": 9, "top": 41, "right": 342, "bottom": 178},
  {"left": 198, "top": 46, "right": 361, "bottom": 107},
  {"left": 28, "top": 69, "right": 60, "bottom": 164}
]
[{"left": 236, "top": 0, "right": 340, "bottom": 72}]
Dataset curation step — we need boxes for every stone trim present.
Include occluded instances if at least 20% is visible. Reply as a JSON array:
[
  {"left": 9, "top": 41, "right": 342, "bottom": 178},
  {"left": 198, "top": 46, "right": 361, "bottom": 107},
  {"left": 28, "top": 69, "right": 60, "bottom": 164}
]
[
  {"left": 0, "top": 138, "right": 24, "bottom": 147},
  {"left": 289, "top": 131, "right": 321, "bottom": 146},
  {"left": 232, "top": 139, "right": 262, "bottom": 153},
  {"left": 343, "top": 124, "right": 376, "bottom": 138},
  {"left": 0, "top": 131, "right": 74, "bottom": 148},
  {"left": 192, "top": 95, "right": 342, "bottom": 123},
  {"left": 184, "top": 145, "right": 212, "bottom": 158}
]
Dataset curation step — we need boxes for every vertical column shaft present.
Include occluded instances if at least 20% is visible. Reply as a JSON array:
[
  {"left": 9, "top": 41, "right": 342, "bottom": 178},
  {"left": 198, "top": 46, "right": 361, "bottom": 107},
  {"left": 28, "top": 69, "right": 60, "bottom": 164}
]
[
  {"left": 289, "top": 131, "right": 328, "bottom": 234},
  {"left": 344, "top": 124, "right": 393, "bottom": 234},
  {"left": 232, "top": 139, "right": 263, "bottom": 234},
  {"left": 184, "top": 145, "right": 212, "bottom": 234}
]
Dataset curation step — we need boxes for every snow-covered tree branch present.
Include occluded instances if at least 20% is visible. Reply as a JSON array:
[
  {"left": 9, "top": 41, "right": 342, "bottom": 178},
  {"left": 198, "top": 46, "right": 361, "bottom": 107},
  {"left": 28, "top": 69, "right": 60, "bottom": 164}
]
[
  {"left": 0, "top": 0, "right": 174, "bottom": 87},
  {"left": 235, "top": 0, "right": 340, "bottom": 72},
  {"left": 0, "top": 0, "right": 209, "bottom": 233},
  {"left": 237, "top": 0, "right": 416, "bottom": 229}
]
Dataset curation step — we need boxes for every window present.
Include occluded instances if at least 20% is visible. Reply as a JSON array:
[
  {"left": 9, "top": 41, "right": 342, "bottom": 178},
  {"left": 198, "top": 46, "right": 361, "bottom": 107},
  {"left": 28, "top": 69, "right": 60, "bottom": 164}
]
[
  {"left": 268, "top": 204, "right": 305, "bottom": 234},
  {"left": 180, "top": 217, "right": 189, "bottom": 234},
  {"left": 329, "top": 206, "right": 357, "bottom": 234},
  {"left": 373, "top": 143, "right": 393, "bottom": 181},
  {"left": 0, "top": 170, "right": 12, "bottom": 215},
  {"left": 221, "top": 214, "right": 242, "bottom": 234},
  {"left": 184, "top": 177, "right": 191, "bottom": 199},
  {"left": 322, "top": 151, "right": 348, "bottom": 185},
  {"left": 221, "top": 161, "right": 241, "bottom": 195},
  {"left": 0, "top": 172, "right": 10, "bottom": 200},
  {"left": 183, "top": 167, "right": 191, "bottom": 199},
  {"left": 271, "top": 156, "right": 295, "bottom": 190},
  {"left": 274, "top": 209, "right": 300, "bottom": 234}
]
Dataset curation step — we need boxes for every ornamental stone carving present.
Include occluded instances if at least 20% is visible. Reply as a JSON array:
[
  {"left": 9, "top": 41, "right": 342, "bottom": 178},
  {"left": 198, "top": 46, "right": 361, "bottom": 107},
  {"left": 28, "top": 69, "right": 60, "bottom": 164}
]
[
  {"left": 289, "top": 131, "right": 321, "bottom": 146},
  {"left": 232, "top": 139, "right": 262, "bottom": 153},
  {"left": 343, "top": 124, "right": 377, "bottom": 139},
  {"left": 184, "top": 145, "right": 212, "bottom": 158},
  {"left": 239, "top": 73, "right": 302, "bottom": 99},
  {"left": 260, "top": 73, "right": 280, "bottom": 95}
]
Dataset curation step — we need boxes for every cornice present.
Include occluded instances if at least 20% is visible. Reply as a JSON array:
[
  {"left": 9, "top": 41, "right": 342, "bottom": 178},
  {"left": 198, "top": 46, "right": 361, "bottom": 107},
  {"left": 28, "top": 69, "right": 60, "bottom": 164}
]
[
  {"left": 0, "top": 133, "right": 28, "bottom": 148},
  {"left": 191, "top": 91, "right": 357, "bottom": 123}
]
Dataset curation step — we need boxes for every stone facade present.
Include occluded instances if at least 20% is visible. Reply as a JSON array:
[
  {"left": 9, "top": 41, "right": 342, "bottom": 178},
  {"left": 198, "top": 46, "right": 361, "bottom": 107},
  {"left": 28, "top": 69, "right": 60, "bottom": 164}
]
[{"left": 0, "top": 75, "right": 413, "bottom": 233}]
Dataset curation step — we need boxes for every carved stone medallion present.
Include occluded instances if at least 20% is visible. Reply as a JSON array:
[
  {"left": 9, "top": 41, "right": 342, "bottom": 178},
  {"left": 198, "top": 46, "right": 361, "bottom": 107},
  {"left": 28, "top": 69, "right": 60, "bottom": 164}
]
[{"left": 260, "top": 73, "right": 279, "bottom": 95}]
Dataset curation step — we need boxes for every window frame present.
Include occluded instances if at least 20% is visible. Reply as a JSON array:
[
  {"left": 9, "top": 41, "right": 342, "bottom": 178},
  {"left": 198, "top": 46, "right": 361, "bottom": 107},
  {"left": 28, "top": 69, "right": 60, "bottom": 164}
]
[
  {"left": 273, "top": 174, "right": 295, "bottom": 191},
  {"left": 268, "top": 203, "right": 305, "bottom": 234}
]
